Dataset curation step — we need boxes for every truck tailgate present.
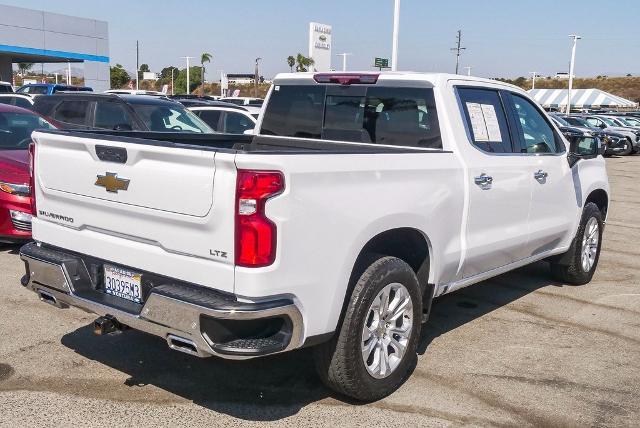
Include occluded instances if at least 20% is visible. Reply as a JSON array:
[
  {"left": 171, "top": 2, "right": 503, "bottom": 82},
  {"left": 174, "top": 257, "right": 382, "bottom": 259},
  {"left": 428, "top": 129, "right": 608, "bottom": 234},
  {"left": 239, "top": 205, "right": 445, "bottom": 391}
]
[{"left": 30, "top": 131, "right": 237, "bottom": 293}]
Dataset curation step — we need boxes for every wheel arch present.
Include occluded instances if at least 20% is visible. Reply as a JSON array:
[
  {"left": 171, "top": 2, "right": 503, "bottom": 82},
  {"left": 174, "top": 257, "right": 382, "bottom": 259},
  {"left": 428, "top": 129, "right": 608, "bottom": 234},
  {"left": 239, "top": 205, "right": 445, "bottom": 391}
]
[
  {"left": 344, "top": 227, "right": 435, "bottom": 323},
  {"left": 585, "top": 188, "right": 609, "bottom": 220}
]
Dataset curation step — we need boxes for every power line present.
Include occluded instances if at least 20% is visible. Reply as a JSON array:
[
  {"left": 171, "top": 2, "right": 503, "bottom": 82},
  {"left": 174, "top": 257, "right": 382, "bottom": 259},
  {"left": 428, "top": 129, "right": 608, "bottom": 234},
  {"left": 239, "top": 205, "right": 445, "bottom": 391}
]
[{"left": 450, "top": 30, "right": 466, "bottom": 74}]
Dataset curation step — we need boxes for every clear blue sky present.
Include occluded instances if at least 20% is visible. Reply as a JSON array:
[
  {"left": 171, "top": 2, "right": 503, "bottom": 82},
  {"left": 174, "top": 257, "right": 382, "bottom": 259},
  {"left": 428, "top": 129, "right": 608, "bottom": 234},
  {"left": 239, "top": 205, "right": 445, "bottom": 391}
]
[{"left": 2, "top": 0, "right": 639, "bottom": 78}]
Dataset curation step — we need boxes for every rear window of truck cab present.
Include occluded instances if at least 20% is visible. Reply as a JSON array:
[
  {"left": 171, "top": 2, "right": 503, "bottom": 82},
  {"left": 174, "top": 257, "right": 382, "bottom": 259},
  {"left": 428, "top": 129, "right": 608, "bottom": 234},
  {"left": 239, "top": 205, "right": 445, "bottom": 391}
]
[{"left": 260, "top": 84, "right": 442, "bottom": 149}]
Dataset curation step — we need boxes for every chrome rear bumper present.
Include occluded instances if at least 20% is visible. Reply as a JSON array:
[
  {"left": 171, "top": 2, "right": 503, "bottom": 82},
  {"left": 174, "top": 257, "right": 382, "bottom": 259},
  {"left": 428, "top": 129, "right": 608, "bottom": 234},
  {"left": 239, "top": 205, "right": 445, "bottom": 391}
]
[{"left": 20, "top": 242, "right": 304, "bottom": 359}]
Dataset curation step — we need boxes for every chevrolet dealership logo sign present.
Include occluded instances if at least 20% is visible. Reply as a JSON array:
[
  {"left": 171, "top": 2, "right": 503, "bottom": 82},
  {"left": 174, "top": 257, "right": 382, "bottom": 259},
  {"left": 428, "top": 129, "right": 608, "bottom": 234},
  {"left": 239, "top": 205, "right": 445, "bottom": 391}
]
[{"left": 95, "top": 172, "right": 130, "bottom": 193}]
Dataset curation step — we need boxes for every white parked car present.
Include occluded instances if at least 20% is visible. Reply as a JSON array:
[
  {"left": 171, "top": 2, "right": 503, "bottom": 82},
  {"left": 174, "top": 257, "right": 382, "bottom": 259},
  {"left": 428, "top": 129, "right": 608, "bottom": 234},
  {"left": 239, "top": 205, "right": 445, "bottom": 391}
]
[
  {"left": 104, "top": 89, "right": 164, "bottom": 96},
  {"left": 0, "top": 93, "right": 34, "bottom": 109},
  {"left": 188, "top": 104, "right": 257, "bottom": 134},
  {"left": 20, "top": 72, "right": 609, "bottom": 401},
  {"left": 220, "top": 96, "right": 263, "bottom": 107},
  {"left": 0, "top": 81, "right": 14, "bottom": 93}
]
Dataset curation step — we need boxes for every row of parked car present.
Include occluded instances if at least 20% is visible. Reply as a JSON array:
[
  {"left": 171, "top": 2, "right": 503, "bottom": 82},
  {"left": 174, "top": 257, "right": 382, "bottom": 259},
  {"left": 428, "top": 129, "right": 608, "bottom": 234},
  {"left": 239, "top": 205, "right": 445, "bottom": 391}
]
[
  {"left": 548, "top": 112, "right": 640, "bottom": 156},
  {"left": 0, "top": 83, "right": 265, "bottom": 244}
]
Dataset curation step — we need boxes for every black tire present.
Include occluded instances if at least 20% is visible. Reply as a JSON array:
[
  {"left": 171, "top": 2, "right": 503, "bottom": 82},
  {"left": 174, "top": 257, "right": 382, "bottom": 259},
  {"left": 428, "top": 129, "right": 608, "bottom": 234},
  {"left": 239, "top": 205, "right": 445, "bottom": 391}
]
[
  {"left": 550, "top": 202, "right": 603, "bottom": 285},
  {"left": 313, "top": 255, "right": 422, "bottom": 402},
  {"left": 621, "top": 138, "right": 633, "bottom": 156}
]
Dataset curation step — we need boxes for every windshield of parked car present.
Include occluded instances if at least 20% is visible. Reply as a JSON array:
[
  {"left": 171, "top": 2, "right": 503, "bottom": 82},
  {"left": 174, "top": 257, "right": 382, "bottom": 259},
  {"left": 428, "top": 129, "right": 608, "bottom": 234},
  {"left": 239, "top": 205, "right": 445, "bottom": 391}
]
[
  {"left": 131, "top": 104, "right": 214, "bottom": 133},
  {"left": 564, "top": 116, "right": 591, "bottom": 127},
  {"left": 616, "top": 117, "right": 640, "bottom": 127},
  {"left": 0, "top": 112, "right": 55, "bottom": 150},
  {"left": 551, "top": 115, "right": 571, "bottom": 126},
  {"left": 599, "top": 117, "right": 618, "bottom": 126}
]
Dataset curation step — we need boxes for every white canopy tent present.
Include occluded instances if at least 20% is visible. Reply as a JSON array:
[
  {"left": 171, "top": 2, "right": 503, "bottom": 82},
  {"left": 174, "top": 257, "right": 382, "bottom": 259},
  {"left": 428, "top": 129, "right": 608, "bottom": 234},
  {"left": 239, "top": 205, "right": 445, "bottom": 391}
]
[{"left": 528, "top": 88, "right": 638, "bottom": 110}]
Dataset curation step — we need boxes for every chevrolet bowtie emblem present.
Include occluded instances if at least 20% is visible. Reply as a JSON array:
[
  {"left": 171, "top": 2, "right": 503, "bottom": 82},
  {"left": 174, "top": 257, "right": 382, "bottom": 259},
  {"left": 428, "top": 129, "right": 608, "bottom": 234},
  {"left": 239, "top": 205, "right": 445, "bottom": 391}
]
[{"left": 95, "top": 172, "right": 130, "bottom": 193}]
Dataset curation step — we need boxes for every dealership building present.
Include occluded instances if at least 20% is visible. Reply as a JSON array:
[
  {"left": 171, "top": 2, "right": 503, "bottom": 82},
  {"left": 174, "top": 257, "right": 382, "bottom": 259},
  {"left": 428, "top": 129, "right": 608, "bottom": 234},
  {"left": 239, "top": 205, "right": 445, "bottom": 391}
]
[{"left": 0, "top": 4, "right": 109, "bottom": 91}]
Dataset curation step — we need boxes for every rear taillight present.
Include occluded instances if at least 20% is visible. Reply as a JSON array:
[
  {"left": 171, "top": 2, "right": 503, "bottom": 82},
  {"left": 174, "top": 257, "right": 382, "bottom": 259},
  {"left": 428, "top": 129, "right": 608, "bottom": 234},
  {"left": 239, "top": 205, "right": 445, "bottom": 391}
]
[
  {"left": 235, "top": 170, "right": 284, "bottom": 267},
  {"left": 28, "top": 142, "right": 37, "bottom": 217},
  {"left": 313, "top": 73, "right": 379, "bottom": 85}
]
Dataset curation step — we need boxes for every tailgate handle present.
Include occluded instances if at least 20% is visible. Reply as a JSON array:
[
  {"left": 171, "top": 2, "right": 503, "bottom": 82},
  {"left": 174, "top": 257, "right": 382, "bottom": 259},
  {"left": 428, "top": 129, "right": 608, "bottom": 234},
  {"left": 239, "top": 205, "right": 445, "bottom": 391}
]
[{"left": 96, "top": 145, "right": 128, "bottom": 164}]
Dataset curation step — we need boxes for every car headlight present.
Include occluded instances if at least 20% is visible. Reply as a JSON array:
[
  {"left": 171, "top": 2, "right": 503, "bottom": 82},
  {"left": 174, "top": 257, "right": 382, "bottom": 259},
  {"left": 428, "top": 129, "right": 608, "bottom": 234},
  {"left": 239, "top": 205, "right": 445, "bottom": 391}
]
[{"left": 0, "top": 181, "right": 30, "bottom": 197}]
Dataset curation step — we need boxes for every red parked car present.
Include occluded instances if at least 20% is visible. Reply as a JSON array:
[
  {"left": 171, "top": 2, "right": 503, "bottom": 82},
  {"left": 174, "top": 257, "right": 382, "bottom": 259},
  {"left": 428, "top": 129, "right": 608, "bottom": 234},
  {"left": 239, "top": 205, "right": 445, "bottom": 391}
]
[{"left": 0, "top": 104, "right": 56, "bottom": 243}]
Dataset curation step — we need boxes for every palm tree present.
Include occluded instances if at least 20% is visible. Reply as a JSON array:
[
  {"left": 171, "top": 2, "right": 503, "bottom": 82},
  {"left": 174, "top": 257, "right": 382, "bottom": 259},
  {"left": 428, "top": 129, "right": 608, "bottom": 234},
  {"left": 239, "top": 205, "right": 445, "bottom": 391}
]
[
  {"left": 287, "top": 56, "right": 295, "bottom": 72},
  {"left": 295, "top": 53, "right": 314, "bottom": 72},
  {"left": 17, "top": 62, "right": 34, "bottom": 77},
  {"left": 200, "top": 52, "right": 212, "bottom": 96}
]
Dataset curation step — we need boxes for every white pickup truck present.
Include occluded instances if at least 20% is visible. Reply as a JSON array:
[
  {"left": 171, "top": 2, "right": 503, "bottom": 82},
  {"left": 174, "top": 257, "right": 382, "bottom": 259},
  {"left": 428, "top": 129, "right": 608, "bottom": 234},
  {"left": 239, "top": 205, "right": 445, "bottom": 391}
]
[{"left": 21, "top": 72, "right": 609, "bottom": 401}]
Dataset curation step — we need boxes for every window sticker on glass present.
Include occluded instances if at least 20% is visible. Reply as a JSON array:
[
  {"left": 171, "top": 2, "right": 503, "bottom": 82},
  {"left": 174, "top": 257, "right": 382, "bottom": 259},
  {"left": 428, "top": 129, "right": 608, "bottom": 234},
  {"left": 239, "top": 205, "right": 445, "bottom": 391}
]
[
  {"left": 480, "top": 104, "right": 502, "bottom": 142},
  {"left": 466, "top": 102, "right": 489, "bottom": 142}
]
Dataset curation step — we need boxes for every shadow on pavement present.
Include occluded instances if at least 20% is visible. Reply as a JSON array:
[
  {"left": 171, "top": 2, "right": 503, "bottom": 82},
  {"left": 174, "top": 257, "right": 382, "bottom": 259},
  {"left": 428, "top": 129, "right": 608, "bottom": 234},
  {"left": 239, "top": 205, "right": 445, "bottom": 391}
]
[
  {"left": 0, "top": 243, "right": 21, "bottom": 255},
  {"left": 61, "top": 325, "right": 329, "bottom": 421},
  {"left": 59, "top": 260, "right": 561, "bottom": 420},
  {"left": 418, "top": 261, "right": 562, "bottom": 354}
]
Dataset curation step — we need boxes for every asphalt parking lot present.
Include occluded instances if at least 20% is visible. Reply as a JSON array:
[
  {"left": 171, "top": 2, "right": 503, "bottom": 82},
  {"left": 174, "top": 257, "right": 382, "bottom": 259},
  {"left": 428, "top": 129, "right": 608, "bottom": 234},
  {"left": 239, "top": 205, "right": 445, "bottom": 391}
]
[{"left": 0, "top": 156, "right": 638, "bottom": 428}]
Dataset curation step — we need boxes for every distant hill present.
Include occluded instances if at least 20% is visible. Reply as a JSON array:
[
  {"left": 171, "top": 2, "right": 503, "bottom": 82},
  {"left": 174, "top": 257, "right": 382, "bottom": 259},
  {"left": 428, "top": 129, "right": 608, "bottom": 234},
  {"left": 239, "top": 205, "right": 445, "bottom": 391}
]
[{"left": 494, "top": 76, "right": 640, "bottom": 103}]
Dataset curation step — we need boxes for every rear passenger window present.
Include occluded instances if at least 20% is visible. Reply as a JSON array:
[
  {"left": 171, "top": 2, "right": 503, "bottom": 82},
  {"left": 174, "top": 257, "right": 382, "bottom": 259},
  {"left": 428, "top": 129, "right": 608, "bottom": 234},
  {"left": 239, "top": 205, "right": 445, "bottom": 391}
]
[
  {"left": 15, "top": 98, "right": 32, "bottom": 109},
  {"left": 510, "top": 94, "right": 563, "bottom": 154},
  {"left": 197, "top": 110, "right": 222, "bottom": 131},
  {"left": 457, "top": 88, "right": 513, "bottom": 153},
  {"left": 365, "top": 87, "right": 441, "bottom": 148},
  {"left": 53, "top": 100, "right": 89, "bottom": 125},
  {"left": 94, "top": 101, "right": 134, "bottom": 130},
  {"left": 224, "top": 112, "right": 253, "bottom": 134}
]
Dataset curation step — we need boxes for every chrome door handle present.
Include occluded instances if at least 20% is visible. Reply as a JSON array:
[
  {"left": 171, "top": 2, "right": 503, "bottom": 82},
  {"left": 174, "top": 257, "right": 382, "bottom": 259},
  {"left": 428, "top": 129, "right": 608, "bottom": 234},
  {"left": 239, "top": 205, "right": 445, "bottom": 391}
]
[
  {"left": 534, "top": 170, "right": 548, "bottom": 181},
  {"left": 474, "top": 173, "right": 493, "bottom": 190}
]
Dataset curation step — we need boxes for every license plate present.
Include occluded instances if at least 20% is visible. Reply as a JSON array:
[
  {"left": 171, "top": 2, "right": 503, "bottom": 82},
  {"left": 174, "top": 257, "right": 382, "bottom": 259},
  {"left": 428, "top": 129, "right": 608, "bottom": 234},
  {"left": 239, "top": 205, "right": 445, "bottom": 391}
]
[{"left": 103, "top": 264, "right": 143, "bottom": 303}]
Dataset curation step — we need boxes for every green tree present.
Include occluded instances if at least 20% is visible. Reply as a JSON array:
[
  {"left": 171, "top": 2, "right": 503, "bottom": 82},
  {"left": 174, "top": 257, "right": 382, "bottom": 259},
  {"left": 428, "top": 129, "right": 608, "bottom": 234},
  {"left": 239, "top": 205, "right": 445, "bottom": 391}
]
[
  {"left": 138, "top": 63, "right": 150, "bottom": 80},
  {"left": 287, "top": 56, "right": 295, "bottom": 72},
  {"left": 110, "top": 64, "right": 130, "bottom": 89},
  {"left": 173, "top": 66, "right": 203, "bottom": 94},
  {"left": 155, "top": 66, "right": 179, "bottom": 92},
  {"left": 295, "top": 53, "right": 314, "bottom": 72},
  {"left": 200, "top": 52, "right": 212, "bottom": 95},
  {"left": 17, "top": 62, "right": 34, "bottom": 77}
]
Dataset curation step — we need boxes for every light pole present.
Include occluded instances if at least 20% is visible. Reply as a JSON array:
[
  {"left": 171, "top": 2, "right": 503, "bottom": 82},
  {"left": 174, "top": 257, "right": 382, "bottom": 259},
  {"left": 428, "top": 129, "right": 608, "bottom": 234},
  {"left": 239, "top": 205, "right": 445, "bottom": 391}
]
[
  {"left": 254, "top": 57, "right": 261, "bottom": 98},
  {"left": 171, "top": 67, "right": 175, "bottom": 95},
  {"left": 566, "top": 35, "right": 581, "bottom": 115},
  {"left": 336, "top": 53, "right": 352, "bottom": 71},
  {"left": 391, "top": 0, "right": 400, "bottom": 71},
  {"left": 181, "top": 56, "right": 194, "bottom": 94},
  {"left": 54, "top": 72, "right": 59, "bottom": 84},
  {"left": 136, "top": 40, "right": 139, "bottom": 90},
  {"left": 529, "top": 71, "right": 538, "bottom": 89},
  {"left": 464, "top": 66, "right": 472, "bottom": 76},
  {"left": 218, "top": 69, "right": 225, "bottom": 97}
]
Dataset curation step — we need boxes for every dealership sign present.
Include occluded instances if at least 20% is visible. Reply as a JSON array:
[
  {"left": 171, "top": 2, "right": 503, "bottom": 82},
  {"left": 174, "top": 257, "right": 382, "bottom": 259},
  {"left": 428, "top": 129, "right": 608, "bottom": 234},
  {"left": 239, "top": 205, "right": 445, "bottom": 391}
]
[{"left": 308, "top": 22, "right": 332, "bottom": 72}]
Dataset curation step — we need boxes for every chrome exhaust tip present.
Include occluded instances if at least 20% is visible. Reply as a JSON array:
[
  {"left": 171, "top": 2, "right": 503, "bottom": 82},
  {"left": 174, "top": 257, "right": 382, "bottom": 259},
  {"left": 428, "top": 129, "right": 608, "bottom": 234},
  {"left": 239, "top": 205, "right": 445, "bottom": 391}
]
[
  {"left": 167, "top": 334, "right": 203, "bottom": 357},
  {"left": 37, "top": 289, "right": 68, "bottom": 309}
]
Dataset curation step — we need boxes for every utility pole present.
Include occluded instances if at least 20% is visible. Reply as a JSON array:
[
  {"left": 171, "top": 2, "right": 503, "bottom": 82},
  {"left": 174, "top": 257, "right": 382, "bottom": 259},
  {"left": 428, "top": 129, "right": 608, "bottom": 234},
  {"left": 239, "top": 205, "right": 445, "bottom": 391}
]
[
  {"left": 254, "top": 57, "right": 261, "bottom": 97},
  {"left": 566, "top": 35, "right": 581, "bottom": 115},
  {"left": 136, "top": 40, "right": 139, "bottom": 90},
  {"left": 529, "top": 71, "right": 538, "bottom": 90},
  {"left": 391, "top": 0, "right": 400, "bottom": 71},
  {"left": 464, "top": 66, "right": 472, "bottom": 76},
  {"left": 450, "top": 30, "right": 466, "bottom": 74},
  {"left": 336, "top": 53, "right": 352, "bottom": 71},
  {"left": 181, "top": 56, "right": 194, "bottom": 94}
]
